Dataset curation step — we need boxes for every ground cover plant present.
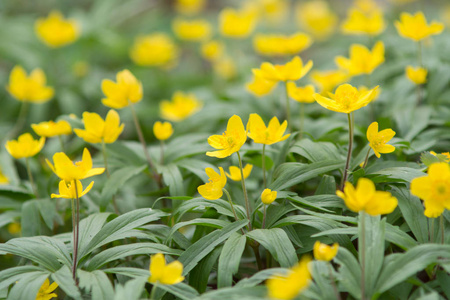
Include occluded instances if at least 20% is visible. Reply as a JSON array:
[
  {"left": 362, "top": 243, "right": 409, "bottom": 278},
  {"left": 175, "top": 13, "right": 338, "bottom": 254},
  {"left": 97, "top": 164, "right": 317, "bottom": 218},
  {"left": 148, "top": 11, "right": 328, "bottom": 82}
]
[{"left": 1, "top": 0, "right": 450, "bottom": 299}]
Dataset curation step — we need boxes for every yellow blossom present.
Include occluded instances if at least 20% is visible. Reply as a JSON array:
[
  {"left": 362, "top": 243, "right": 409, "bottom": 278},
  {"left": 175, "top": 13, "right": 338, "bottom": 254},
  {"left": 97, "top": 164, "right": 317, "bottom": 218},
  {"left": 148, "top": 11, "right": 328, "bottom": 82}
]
[
  {"left": 253, "top": 33, "right": 312, "bottom": 56},
  {"left": 32, "top": 120, "right": 72, "bottom": 138},
  {"left": 0, "top": 167, "right": 9, "bottom": 185},
  {"left": 160, "top": 91, "right": 202, "bottom": 122},
  {"left": 226, "top": 164, "right": 253, "bottom": 181},
  {"left": 261, "top": 188, "right": 277, "bottom": 205},
  {"left": 335, "top": 41, "right": 385, "bottom": 76},
  {"left": 149, "top": 253, "right": 184, "bottom": 285},
  {"left": 287, "top": 82, "right": 315, "bottom": 103},
  {"left": 6, "top": 66, "right": 54, "bottom": 103},
  {"left": 367, "top": 122, "right": 396, "bottom": 158},
  {"left": 295, "top": 0, "right": 337, "bottom": 40},
  {"left": 172, "top": 18, "right": 212, "bottom": 41},
  {"left": 101, "top": 70, "right": 143, "bottom": 109},
  {"left": 354, "top": 0, "right": 382, "bottom": 13},
  {"left": 219, "top": 8, "right": 257, "bottom": 39},
  {"left": 206, "top": 115, "right": 247, "bottom": 158},
  {"left": 7, "top": 222, "right": 20, "bottom": 235},
  {"left": 74, "top": 110, "right": 124, "bottom": 144},
  {"left": 36, "top": 278, "right": 58, "bottom": 300},
  {"left": 395, "top": 12, "right": 444, "bottom": 41},
  {"left": 153, "top": 121, "right": 174, "bottom": 141},
  {"left": 253, "top": 56, "right": 313, "bottom": 82},
  {"left": 246, "top": 74, "right": 277, "bottom": 97},
  {"left": 310, "top": 70, "right": 349, "bottom": 94},
  {"left": 358, "top": 85, "right": 381, "bottom": 102},
  {"left": 5, "top": 133, "right": 45, "bottom": 159},
  {"left": 337, "top": 178, "right": 398, "bottom": 216},
  {"left": 341, "top": 9, "right": 385, "bottom": 36},
  {"left": 430, "top": 151, "right": 450, "bottom": 162},
  {"left": 247, "top": 114, "right": 290, "bottom": 145},
  {"left": 213, "top": 57, "right": 237, "bottom": 80},
  {"left": 406, "top": 66, "right": 427, "bottom": 85},
  {"left": 201, "top": 40, "right": 225, "bottom": 61},
  {"left": 51, "top": 179, "right": 94, "bottom": 199},
  {"left": 175, "top": 0, "right": 205, "bottom": 15},
  {"left": 130, "top": 33, "right": 179, "bottom": 68},
  {"left": 35, "top": 10, "right": 79, "bottom": 48},
  {"left": 198, "top": 167, "right": 227, "bottom": 200},
  {"left": 313, "top": 241, "right": 339, "bottom": 261}
]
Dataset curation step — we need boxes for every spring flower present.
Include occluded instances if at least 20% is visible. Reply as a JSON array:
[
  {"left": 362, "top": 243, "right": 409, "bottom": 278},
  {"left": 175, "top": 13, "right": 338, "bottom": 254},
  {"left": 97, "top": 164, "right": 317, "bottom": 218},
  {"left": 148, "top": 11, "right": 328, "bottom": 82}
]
[
  {"left": 335, "top": 41, "right": 385, "bottom": 76},
  {"left": 247, "top": 114, "right": 290, "bottom": 145},
  {"left": 226, "top": 164, "right": 253, "bottom": 181},
  {"left": 153, "top": 121, "right": 173, "bottom": 141},
  {"left": 51, "top": 179, "right": 94, "bottom": 199},
  {"left": 35, "top": 10, "right": 79, "bottom": 48},
  {"left": 175, "top": 0, "right": 205, "bottom": 15},
  {"left": 406, "top": 66, "right": 427, "bottom": 84},
  {"left": 46, "top": 148, "right": 105, "bottom": 182},
  {"left": 101, "top": 70, "right": 143, "bottom": 109},
  {"left": 266, "top": 255, "right": 312, "bottom": 300},
  {"left": 253, "top": 33, "right": 312, "bottom": 56},
  {"left": 395, "top": 12, "right": 444, "bottom": 41},
  {"left": 149, "top": 253, "right": 184, "bottom": 285},
  {"left": 6, "top": 66, "right": 54, "bottom": 103},
  {"left": 261, "top": 188, "right": 277, "bottom": 205},
  {"left": 5, "top": 133, "right": 45, "bottom": 159},
  {"left": 36, "top": 278, "right": 58, "bottom": 300},
  {"left": 130, "top": 33, "right": 179, "bottom": 67},
  {"left": 310, "top": 69, "right": 349, "bottom": 94},
  {"left": 219, "top": 8, "right": 257, "bottom": 39},
  {"left": 313, "top": 241, "right": 339, "bottom": 261},
  {"left": 313, "top": 84, "right": 378, "bottom": 114},
  {"left": 246, "top": 74, "right": 277, "bottom": 97},
  {"left": 0, "top": 167, "right": 9, "bottom": 184},
  {"left": 197, "top": 167, "right": 227, "bottom": 200},
  {"left": 74, "top": 110, "right": 124, "bottom": 144},
  {"left": 172, "top": 18, "right": 212, "bottom": 41},
  {"left": 367, "top": 122, "right": 396, "bottom": 158},
  {"left": 206, "top": 115, "right": 247, "bottom": 158},
  {"left": 337, "top": 178, "right": 398, "bottom": 216},
  {"left": 160, "top": 91, "right": 202, "bottom": 122},
  {"left": 253, "top": 56, "right": 313, "bottom": 82},
  {"left": 7, "top": 222, "right": 20, "bottom": 235},
  {"left": 411, "top": 162, "right": 450, "bottom": 218},
  {"left": 430, "top": 151, "right": 450, "bottom": 162},
  {"left": 201, "top": 40, "right": 224, "bottom": 61},
  {"left": 341, "top": 9, "right": 385, "bottom": 36},
  {"left": 287, "top": 82, "right": 315, "bottom": 103},
  {"left": 32, "top": 120, "right": 72, "bottom": 137},
  {"left": 358, "top": 85, "right": 381, "bottom": 102},
  {"left": 213, "top": 57, "right": 237, "bottom": 80},
  {"left": 295, "top": 0, "right": 337, "bottom": 40}
]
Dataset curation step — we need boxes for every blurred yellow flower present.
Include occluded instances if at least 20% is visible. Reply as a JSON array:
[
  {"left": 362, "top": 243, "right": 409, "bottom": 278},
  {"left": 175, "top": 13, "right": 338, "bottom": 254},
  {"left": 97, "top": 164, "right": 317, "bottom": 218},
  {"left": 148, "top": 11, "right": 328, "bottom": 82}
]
[
  {"left": 341, "top": 9, "right": 385, "bottom": 36},
  {"left": 406, "top": 66, "right": 427, "bottom": 84},
  {"left": 296, "top": 0, "right": 337, "bottom": 40},
  {"left": 411, "top": 162, "right": 450, "bottom": 218},
  {"left": 337, "top": 178, "right": 398, "bottom": 215},
  {"left": 358, "top": 85, "right": 381, "bottom": 102},
  {"left": 253, "top": 56, "right": 313, "bottom": 82},
  {"left": 206, "top": 115, "right": 247, "bottom": 158},
  {"left": 389, "top": 0, "right": 417, "bottom": 4},
  {"left": 310, "top": 69, "right": 349, "bottom": 94},
  {"left": 219, "top": 8, "right": 257, "bottom": 39},
  {"left": 7, "top": 222, "right": 20, "bottom": 235},
  {"left": 335, "top": 41, "right": 385, "bottom": 76},
  {"left": 266, "top": 255, "right": 312, "bottom": 300},
  {"left": 253, "top": 33, "right": 312, "bottom": 56},
  {"left": 32, "top": 120, "right": 72, "bottom": 138},
  {"left": 160, "top": 91, "right": 202, "bottom": 122},
  {"left": 72, "top": 61, "right": 89, "bottom": 78},
  {"left": 130, "top": 33, "right": 178, "bottom": 67},
  {"left": 153, "top": 121, "right": 174, "bottom": 141},
  {"left": 430, "top": 151, "right": 450, "bottom": 162},
  {"left": 101, "top": 70, "right": 143, "bottom": 109},
  {"left": 6, "top": 66, "right": 54, "bottom": 103},
  {"left": 149, "top": 253, "right": 184, "bottom": 285},
  {"left": 5, "top": 133, "right": 45, "bottom": 159},
  {"left": 287, "top": 82, "right": 315, "bottom": 103},
  {"left": 201, "top": 40, "right": 224, "bottom": 61},
  {"left": 246, "top": 74, "right": 277, "bottom": 97},
  {"left": 175, "top": 0, "right": 205, "bottom": 15},
  {"left": 198, "top": 167, "right": 227, "bottom": 200},
  {"left": 74, "top": 110, "right": 124, "bottom": 144},
  {"left": 51, "top": 179, "right": 94, "bottom": 199},
  {"left": 0, "top": 167, "right": 9, "bottom": 185},
  {"left": 253, "top": 0, "right": 288, "bottom": 25},
  {"left": 36, "top": 278, "right": 58, "bottom": 300},
  {"left": 247, "top": 113, "right": 290, "bottom": 145},
  {"left": 213, "top": 57, "right": 237, "bottom": 80},
  {"left": 226, "top": 164, "right": 253, "bottom": 181},
  {"left": 395, "top": 12, "right": 444, "bottom": 41},
  {"left": 354, "top": 0, "right": 382, "bottom": 13},
  {"left": 441, "top": 5, "right": 450, "bottom": 27},
  {"left": 313, "top": 84, "right": 378, "bottom": 114},
  {"left": 172, "top": 18, "right": 212, "bottom": 41},
  {"left": 367, "top": 122, "right": 395, "bottom": 158},
  {"left": 261, "top": 188, "right": 277, "bottom": 205},
  {"left": 313, "top": 241, "right": 339, "bottom": 261},
  {"left": 35, "top": 10, "right": 79, "bottom": 48}
]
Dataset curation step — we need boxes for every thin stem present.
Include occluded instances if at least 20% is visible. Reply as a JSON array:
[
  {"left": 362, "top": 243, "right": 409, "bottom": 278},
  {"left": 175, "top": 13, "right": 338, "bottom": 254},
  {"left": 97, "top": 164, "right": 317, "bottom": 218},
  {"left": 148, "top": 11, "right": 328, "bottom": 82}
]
[
  {"left": 299, "top": 103, "right": 305, "bottom": 140},
  {"left": 366, "top": 74, "right": 375, "bottom": 121},
  {"left": 328, "top": 263, "right": 341, "bottom": 300},
  {"left": 362, "top": 148, "right": 371, "bottom": 169},
  {"left": 70, "top": 197, "right": 76, "bottom": 281},
  {"left": 284, "top": 81, "right": 292, "bottom": 133},
  {"left": 9, "top": 102, "right": 29, "bottom": 139},
  {"left": 237, "top": 151, "right": 252, "bottom": 231},
  {"left": 262, "top": 144, "right": 266, "bottom": 188},
  {"left": 58, "top": 135, "right": 65, "bottom": 152},
  {"left": 160, "top": 140, "right": 164, "bottom": 165},
  {"left": 73, "top": 180, "right": 80, "bottom": 286},
  {"left": 150, "top": 282, "right": 158, "bottom": 300},
  {"left": 440, "top": 214, "right": 445, "bottom": 244},
  {"left": 25, "top": 157, "right": 39, "bottom": 198},
  {"left": 416, "top": 84, "right": 423, "bottom": 106},
  {"left": 360, "top": 212, "right": 366, "bottom": 300},
  {"left": 262, "top": 204, "right": 267, "bottom": 229},
  {"left": 223, "top": 188, "right": 246, "bottom": 235},
  {"left": 102, "top": 141, "right": 119, "bottom": 214},
  {"left": 340, "top": 113, "right": 354, "bottom": 190},
  {"left": 251, "top": 244, "right": 263, "bottom": 271}
]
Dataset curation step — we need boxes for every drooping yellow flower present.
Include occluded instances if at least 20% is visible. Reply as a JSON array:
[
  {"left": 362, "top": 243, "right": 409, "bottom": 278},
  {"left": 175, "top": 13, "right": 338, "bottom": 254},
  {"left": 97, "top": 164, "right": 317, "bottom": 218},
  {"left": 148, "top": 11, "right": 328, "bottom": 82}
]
[
  {"left": 0, "top": 167, "right": 9, "bottom": 185},
  {"left": 5, "top": 133, "right": 45, "bottom": 159},
  {"left": 160, "top": 91, "right": 202, "bottom": 122},
  {"left": 74, "top": 110, "right": 124, "bottom": 144},
  {"left": 335, "top": 41, "right": 385, "bottom": 76},
  {"left": 153, "top": 121, "right": 173, "bottom": 141},
  {"left": 395, "top": 12, "right": 444, "bottom": 41},
  {"left": 213, "top": 57, "right": 237, "bottom": 80},
  {"left": 253, "top": 56, "right": 313, "bottom": 82},
  {"left": 201, "top": 40, "right": 225, "bottom": 61},
  {"left": 101, "top": 70, "right": 143, "bottom": 109},
  {"left": 266, "top": 255, "right": 312, "bottom": 300},
  {"left": 51, "top": 179, "right": 94, "bottom": 199},
  {"left": 149, "top": 253, "right": 185, "bottom": 285},
  {"left": 219, "top": 8, "right": 257, "bottom": 39},
  {"left": 287, "top": 82, "right": 315, "bottom": 103},
  {"left": 46, "top": 148, "right": 105, "bottom": 182},
  {"left": 247, "top": 114, "right": 290, "bottom": 145},
  {"left": 6, "top": 66, "right": 54, "bottom": 103},
  {"left": 341, "top": 8, "right": 385, "bottom": 36},
  {"left": 206, "top": 115, "right": 247, "bottom": 158},
  {"left": 198, "top": 167, "right": 227, "bottom": 200},
  {"left": 225, "top": 164, "right": 253, "bottom": 181},
  {"left": 32, "top": 120, "right": 72, "bottom": 138},
  {"left": 313, "top": 241, "right": 339, "bottom": 261},
  {"left": 35, "top": 10, "right": 79, "bottom": 48},
  {"left": 261, "top": 188, "right": 277, "bottom": 205},
  {"left": 36, "top": 278, "right": 58, "bottom": 300},
  {"left": 130, "top": 33, "right": 179, "bottom": 68},
  {"left": 7, "top": 222, "right": 21, "bottom": 235},
  {"left": 337, "top": 178, "right": 398, "bottom": 216},
  {"left": 405, "top": 66, "right": 427, "bottom": 85},
  {"left": 367, "top": 122, "right": 396, "bottom": 158},
  {"left": 246, "top": 74, "right": 277, "bottom": 97},
  {"left": 253, "top": 33, "right": 312, "bottom": 56},
  {"left": 295, "top": 0, "right": 337, "bottom": 40},
  {"left": 430, "top": 151, "right": 450, "bottom": 163},
  {"left": 313, "top": 84, "right": 378, "bottom": 114},
  {"left": 310, "top": 69, "right": 349, "bottom": 94},
  {"left": 172, "top": 18, "right": 212, "bottom": 41},
  {"left": 175, "top": 0, "right": 205, "bottom": 15}
]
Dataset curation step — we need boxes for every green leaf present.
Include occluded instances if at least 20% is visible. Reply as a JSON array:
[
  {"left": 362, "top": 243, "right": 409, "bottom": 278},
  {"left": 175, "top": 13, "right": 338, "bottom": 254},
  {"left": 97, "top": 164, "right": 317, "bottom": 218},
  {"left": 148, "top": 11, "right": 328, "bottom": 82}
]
[
  {"left": 78, "top": 270, "right": 114, "bottom": 300},
  {"left": 218, "top": 233, "right": 247, "bottom": 288},
  {"left": 21, "top": 200, "right": 41, "bottom": 237},
  {"left": 176, "top": 158, "right": 216, "bottom": 182},
  {"left": 36, "top": 199, "right": 58, "bottom": 230},
  {"left": 368, "top": 167, "right": 425, "bottom": 183},
  {"left": 103, "top": 267, "right": 150, "bottom": 278},
  {"left": 0, "top": 266, "right": 46, "bottom": 292},
  {"left": 173, "top": 198, "right": 247, "bottom": 222},
  {"left": 77, "top": 213, "right": 111, "bottom": 258},
  {"left": 189, "top": 246, "right": 222, "bottom": 293},
  {"left": 52, "top": 265, "right": 82, "bottom": 300},
  {"left": 113, "top": 278, "right": 147, "bottom": 300},
  {"left": 290, "top": 139, "right": 342, "bottom": 163},
  {"left": 335, "top": 247, "right": 361, "bottom": 299},
  {"left": 159, "top": 163, "right": 185, "bottom": 196},
  {"left": 196, "top": 286, "right": 266, "bottom": 300},
  {"left": 165, "top": 218, "right": 231, "bottom": 244},
  {"left": 157, "top": 282, "right": 200, "bottom": 300},
  {"left": 235, "top": 268, "right": 286, "bottom": 288},
  {"left": 6, "top": 271, "right": 49, "bottom": 300}
]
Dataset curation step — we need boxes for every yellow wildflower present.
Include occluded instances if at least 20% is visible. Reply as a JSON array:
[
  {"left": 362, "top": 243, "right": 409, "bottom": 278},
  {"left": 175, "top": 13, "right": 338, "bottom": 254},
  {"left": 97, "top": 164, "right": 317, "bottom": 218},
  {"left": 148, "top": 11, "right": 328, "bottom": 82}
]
[
  {"left": 358, "top": 85, "right": 381, "bottom": 102},
  {"left": 101, "top": 70, "right": 143, "bottom": 109},
  {"left": 35, "top": 10, "right": 79, "bottom": 48},
  {"left": 0, "top": 167, "right": 9, "bottom": 185},
  {"left": 7, "top": 222, "right": 20, "bottom": 235},
  {"left": 246, "top": 74, "right": 277, "bottom": 97},
  {"left": 153, "top": 121, "right": 174, "bottom": 141},
  {"left": 5, "top": 133, "right": 45, "bottom": 159},
  {"left": 130, "top": 33, "right": 178, "bottom": 68},
  {"left": 219, "top": 8, "right": 257, "bottom": 39},
  {"left": 206, "top": 115, "right": 247, "bottom": 158},
  {"left": 287, "top": 82, "right": 315, "bottom": 103},
  {"left": 160, "top": 91, "right": 202, "bottom": 122},
  {"left": 201, "top": 40, "right": 224, "bottom": 61},
  {"left": 313, "top": 241, "right": 339, "bottom": 261},
  {"left": 335, "top": 41, "right": 385, "bottom": 76},
  {"left": 51, "top": 179, "right": 94, "bottom": 199},
  {"left": 32, "top": 120, "right": 72, "bottom": 138},
  {"left": 395, "top": 12, "right": 444, "bottom": 41},
  {"left": 367, "top": 122, "right": 396, "bottom": 158},
  {"left": 310, "top": 69, "right": 349, "bottom": 94},
  {"left": 149, "top": 253, "right": 184, "bottom": 285},
  {"left": 74, "top": 110, "right": 124, "bottom": 144},
  {"left": 341, "top": 9, "right": 385, "bottom": 36},
  {"left": 253, "top": 33, "right": 312, "bottom": 56},
  {"left": 225, "top": 164, "right": 253, "bottom": 181},
  {"left": 430, "top": 151, "right": 450, "bottom": 162},
  {"left": 198, "top": 167, "right": 227, "bottom": 200},
  {"left": 6, "top": 66, "right": 54, "bottom": 103},
  {"left": 261, "top": 188, "right": 277, "bottom": 205},
  {"left": 337, "top": 178, "right": 398, "bottom": 216},
  {"left": 172, "top": 18, "right": 212, "bottom": 41},
  {"left": 213, "top": 57, "right": 237, "bottom": 80},
  {"left": 295, "top": 0, "right": 337, "bottom": 40},
  {"left": 253, "top": 56, "right": 313, "bottom": 82},
  {"left": 406, "top": 66, "right": 427, "bottom": 85},
  {"left": 36, "top": 278, "right": 58, "bottom": 300},
  {"left": 175, "top": 0, "right": 205, "bottom": 15},
  {"left": 247, "top": 114, "right": 290, "bottom": 145}
]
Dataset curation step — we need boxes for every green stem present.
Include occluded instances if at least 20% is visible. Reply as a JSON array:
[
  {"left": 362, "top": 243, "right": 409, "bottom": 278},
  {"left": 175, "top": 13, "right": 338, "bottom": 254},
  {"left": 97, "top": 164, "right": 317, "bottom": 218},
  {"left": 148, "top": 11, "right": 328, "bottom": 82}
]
[
  {"left": 360, "top": 212, "right": 366, "bottom": 300},
  {"left": 299, "top": 103, "right": 304, "bottom": 140},
  {"left": 58, "top": 135, "right": 65, "bottom": 152},
  {"left": 262, "top": 144, "right": 266, "bottom": 189},
  {"left": 284, "top": 81, "right": 292, "bottom": 133},
  {"left": 362, "top": 148, "right": 371, "bottom": 169},
  {"left": 160, "top": 140, "right": 164, "bottom": 165},
  {"left": 73, "top": 180, "right": 80, "bottom": 286},
  {"left": 70, "top": 197, "right": 76, "bottom": 281},
  {"left": 150, "top": 282, "right": 158, "bottom": 300},
  {"left": 440, "top": 214, "right": 445, "bottom": 244},
  {"left": 251, "top": 244, "right": 263, "bottom": 271},
  {"left": 9, "top": 102, "right": 29, "bottom": 139},
  {"left": 237, "top": 151, "right": 252, "bottom": 230},
  {"left": 223, "top": 188, "right": 246, "bottom": 234},
  {"left": 262, "top": 204, "right": 267, "bottom": 229},
  {"left": 102, "top": 141, "right": 119, "bottom": 214},
  {"left": 340, "top": 113, "right": 354, "bottom": 190},
  {"left": 25, "top": 157, "right": 39, "bottom": 198},
  {"left": 366, "top": 74, "right": 375, "bottom": 121},
  {"left": 328, "top": 263, "right": 341, "bottom": 300}
]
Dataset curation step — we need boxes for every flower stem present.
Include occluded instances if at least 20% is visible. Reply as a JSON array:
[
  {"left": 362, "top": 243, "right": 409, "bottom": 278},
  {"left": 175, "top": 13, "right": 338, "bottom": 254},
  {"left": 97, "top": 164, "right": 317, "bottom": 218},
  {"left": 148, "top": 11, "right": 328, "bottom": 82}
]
[
  {"left": 9, "top": 102, "right": 29, "bottom": 139},
  {"left": 223, "top": 188, "right": 246, "bottom": 234},
  {"left": 440, "top": 214, "right": 445, "bottom": 244},
  {"left": 25, "top": 157, "right": 38, "bottom": 198},
  {"left": 328, "top": 263, "right": 341, "bottom": 300},
  {"left": 262, "top": 144, "right": 266, "bottom": 189},
  {"left": 237, "top": 151, "right": 252, "bottom": 230},
  {"left": 284, "top": 81, "right": 292, "bottom": 133},
  {"left": 251, "top": 243, "right": 263, "bottom": 270},
  {"left": 150, "top": 282, "right": 158, "bottom": 300},
  {"left": 160, "top": 140, "right": 164, "bottom": 165},
  {"left": 340, "top": 113, "right": 354, "bottom": 190},
  {"left": 362, "top": 148, "right": 371, "bottom": 169},
  {"left": 262, "top": 204, "right": 267, "bottom": 229},
  {"left": 102, "top": 141, "right": 119, "bottom": 214},
  {"left": 72, "top": 180, "right": 80, "bottom": 286},
  {"left": 360, "top": 212, "right": 366, "bottom": 300},
  {"left": 299, "top": 103, "right": 305, "bottom": 140}
]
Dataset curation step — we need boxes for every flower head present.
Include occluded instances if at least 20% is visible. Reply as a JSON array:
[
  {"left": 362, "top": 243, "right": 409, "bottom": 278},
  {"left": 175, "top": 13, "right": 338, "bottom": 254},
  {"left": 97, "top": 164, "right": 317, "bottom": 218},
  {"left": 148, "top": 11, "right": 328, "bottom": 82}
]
[
  {"left": 335, "top": 41, "right": 385, "bottom": 76},
  {"left": 160, "top": 91, "right": 202, "bottom": 122},
  {"left": 36, "top": 278, "right": 58, "bottom": 300},
  {"left": 175, "top": 0, "right": 206, "bottom": 15},
  {"left": 172, "top": 18, "right": 211, "bottom": 41},
  {"left": 253, "top": 56, "right": 313, "bottom": 82},
  {"left": 367, "top": 122, "right": 395, "bottom": 158},
  {"left": 395, "top": 12, "right": 444, "bottom": 41},
  {"left": 51, "top": 180, "right": 94, "bottom": 199},
  {"left": 153, "top": 121, "right": 174, "bottom": 141},
  {"left": 341, "top": 8, "right": 385, "bottom": 36},
  {"left": 130, "top": 33, "right": 179, "bottom": 68},
  {"left": 206, "top": 115, "right": 247, "bottom": 158},
  {"left": 246, "top": 74, "right": 277, "bottom": 97},
  {"left": 310, "top": 69, "right": 349, "bottom": 94},
  {"left": 149, "top": 253, "right": 184, "bottom": 285},
  {"left": 5, "top": 133, "right": 45, "bottom": 159},
  {"left": 287, "top": 82, "right": 315, "bottom": 103},
  {"left": 197, "top": 167, "right": 227, "bottom": 200},
  {"left": 201, "top": 40, "right": 225, "bottom": 61},
  {"left": 225, "top": 164, "right": 253, "bottom": 181},
  {"left": 35, "top": 10, "right": 79, "bottom": 48},
  {"left": 219, "top": 8, "right": 257, "bottom": 39},
  {"left": 32, "top": 120, "right": 72, "bottom": 138},
  {"left": 313, "top": 241, "right": 339, "bottom": 261},
  {"left": 406, "top": 66, "right": 427, "bottom": 85},
  {"left": 253, "top": 33, "right": 312, "bottom": 57},
  {"left": 295, "top": 0, "right": 337, "bottom": 40},
  {"left": 8, "top": 222, "right": 20, "bottom": 235},
  {"left": 101, "top": 70, "right": 143, "bottom": 109},
  {"left": 261, "top": 188, "right": 277, "bottom": 205},
  {"left": 247, "top": 114, "right": 290, "bottom": 145},
  {"left": 6, "top": 66, "right": 54, "bottom": 103},
  {"left": 74, "top": 110, "right": 124, "bottom": 144}
]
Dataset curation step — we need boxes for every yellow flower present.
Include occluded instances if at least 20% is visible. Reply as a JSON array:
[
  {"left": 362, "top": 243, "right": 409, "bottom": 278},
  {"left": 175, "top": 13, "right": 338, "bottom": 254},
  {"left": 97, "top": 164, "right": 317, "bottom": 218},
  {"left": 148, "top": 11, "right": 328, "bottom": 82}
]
[
  {"left": 32, "top": 120, "right": 72, "bottom": 138},
  {"left": 130, "top": 33, "right": 179, "bottom": 68},
  {"left": 266, "top": 255, "right": 312, "bottom": 300},
  {"left": 213, "top": 57, "right": 237, "bottom": 80},
  {"left": 5, "top": 133, "right": 45, "bottom": 159},
  {"left": 175, "top": 0, "right": 205, "bottom": 15},
  {"left": 313, "top": 241, "right": 339, "bottom": 261},
  {"left": 253, "top": 33, "right": 312, "bottom": 56},
  {"left": 358, "top": 85, "right": 381, "bottom": 102},
  {"left": 0, "top": 167, "right": 9, "bottom": 185},
  {"left": 246, "top": 74, "right": 277, "bottom": 97},
  {"left": 337, "top": 178, "right": 398, "bottom": 216},
  {"left": 201, "top": 40, "right": 224, "bottom": 61},
  {"left": 172, "top": 18, "right": 211, "bottom": 41},
  {"left": 247, "top": 114, "right": 290, "bottom": 145},
  {"left": 7, "top": 222, "right": 21, "bottom": 235},
  {"left": 395, "top": 12, "right": 444, "bottom": 41},
  {"left": 153, "top": 121, "right": 174, "bottom": 141},
  {"left": 261, "top": 188, "right": 277, "bottom": 205},
  {"left": 406, "top": 66, "right": 427, "bottom": 85},
  {"left": 160, "top": 91, "right": 202, "bottom": 122},
  {"left": 206, "top": 115, "right": 247, "bottom": 158},
  {"left": 219, "top": 7, "right": 257, "bottom": 39},
  {"left": 253, "top": 0, "right": 288, "bottom": 25},
  {"left": 411, "top": 163, "right": 450, "bottom": 218},
  {"left": 287, "top": 82, "right": 315, "bottom": 103},
  {"left": 35, "top": 10, "right": 79, "bottom": 48},
  {"left": 310, "top": 69, "right": 349, "bottom": 94},
  {"left": 74, "top": 110, "right": 124, "bottom": 144},
  {"left": 149, "top": 253, "right": 184, "bottom": 285},
  {"left": 51, "top": 179, "right": 94, "bottom": 199},
  {"left": 6, "top": 66, "right": 54, "bottom": 103},
  {"left": 101, "top": 70, "right": 143, "bottom": 109},
  {"left": 341, "top": 8, "right": 385, "bottom": 36},
  {"left": 36, "top": 278, "right": 58, "bottom": 300},
  {"left": 253, "top": 56, "right": 313, "bottom": 82},
  {"left": 198, "top": 167, "right": 227, "bottom": 200},
  {"left": 430, "top": 151, "right": 450, "bottom": 163},
  {"left": 367, "top": 122, "right": 396, "bottom": 158},
  {"left": 225, "top": 164, "right": 253, "bottom": 181},
  {"left": 295, "top": 0, "right": 337, "bottom": 40},
  {"left": 313, "top": 84, "right": 378, "bottom": 114},
  {"left": 335, "top": 41, "right": 385, "bottom": 76},
  {"left": 46, "top": 148, "right": 105, "bottom": 182}
]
